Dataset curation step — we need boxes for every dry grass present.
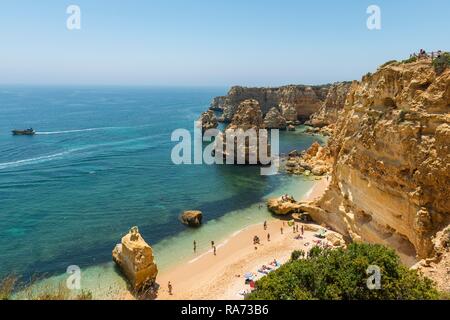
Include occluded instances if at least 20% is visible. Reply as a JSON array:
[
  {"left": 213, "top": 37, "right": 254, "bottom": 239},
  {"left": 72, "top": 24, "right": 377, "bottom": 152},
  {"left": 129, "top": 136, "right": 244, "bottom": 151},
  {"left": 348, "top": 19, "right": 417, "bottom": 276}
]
[{"left": 0, "top": 274, "right": 93, "bottom": 300}]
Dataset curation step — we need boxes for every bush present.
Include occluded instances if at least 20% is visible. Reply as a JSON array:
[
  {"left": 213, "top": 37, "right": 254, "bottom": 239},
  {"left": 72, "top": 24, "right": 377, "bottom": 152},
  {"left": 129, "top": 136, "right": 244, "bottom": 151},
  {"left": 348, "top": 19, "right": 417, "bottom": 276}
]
[
  {"left": 291, "top": 250, "right": 305, "bottom": 261},
  {"left": 380, "top": 60, "right": 397, "bottom": 68},
  {"left": 247, "top": 243, "right": 439, "bottom": 300},
  {"left": 401, "top": 56, "right": 417, "bottom": 64},
  {"left": 432, "top": 52, "right": 450, "bottom": 75}
]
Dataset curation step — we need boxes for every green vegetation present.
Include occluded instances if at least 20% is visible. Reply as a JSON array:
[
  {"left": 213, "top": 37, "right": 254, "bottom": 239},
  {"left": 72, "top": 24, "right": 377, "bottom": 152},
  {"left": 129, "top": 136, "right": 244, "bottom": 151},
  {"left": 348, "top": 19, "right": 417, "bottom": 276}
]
[
  {"left": 247, "top": 243, "right": 439, "bottom": 300},
  {"left": 401, "top": 56, "right": 417, "bottom": 64},
  {"left": 0, "top": 275, "right": 17, "bottom": 300},
  {"left": 432, "top": 52, "right": 450, "bottom": 75},
  {"left": 291, "top": 250, "right": 305, "bottom": 261},
  {"left": 0, "top": 275, "right": 93, "bottom": 300},
  {"left": 380, "top": 60, "right": 397, "bottom": 68}
]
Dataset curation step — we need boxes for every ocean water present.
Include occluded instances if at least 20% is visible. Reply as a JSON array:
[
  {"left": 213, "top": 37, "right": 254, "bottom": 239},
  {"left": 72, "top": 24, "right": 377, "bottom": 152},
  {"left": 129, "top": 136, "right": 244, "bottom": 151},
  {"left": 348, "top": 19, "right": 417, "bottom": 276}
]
[{"left": 0, "top": 86, "right": 324, "bottom": 297}]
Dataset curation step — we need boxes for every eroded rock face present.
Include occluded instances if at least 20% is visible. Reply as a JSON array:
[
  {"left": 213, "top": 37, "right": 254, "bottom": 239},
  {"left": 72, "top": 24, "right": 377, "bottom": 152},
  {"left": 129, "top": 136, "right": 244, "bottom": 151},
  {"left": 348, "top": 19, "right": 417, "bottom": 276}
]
[
  {"left": 181, "top": 210, "right": 203, "bottom": 227},
  {"left": 308, "top": 82, "right": 352, "bottom": 128},
  {"left": 285, "top": 142, "right": 333, "bottom": 176},
  {"left": 264, "top": 107, "right": 287, "bottom": 129},
  {"left": 414, "top": 226, "right": 450, "bottom": 292},
  {"left": 112, "top": 227, "right": 158, "bottom": 290},
  {"left": 215, "top": 99, "right": 269, "bottom": 164},
  {"left": 198, "top": 110, "right": 218, "bottom": 132},
  {"left": 212, "top": 85, "right": 330, "bottom": 122},
  {"left": 305, "top": 60, "right": 450, "bottom": 261}
]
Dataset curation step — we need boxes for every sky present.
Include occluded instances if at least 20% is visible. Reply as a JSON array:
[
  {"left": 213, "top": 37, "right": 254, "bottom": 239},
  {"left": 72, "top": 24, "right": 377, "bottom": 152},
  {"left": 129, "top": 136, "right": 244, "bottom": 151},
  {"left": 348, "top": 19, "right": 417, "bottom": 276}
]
[{"left": 0, "top": 0, "right": 449, "bottom": 86}]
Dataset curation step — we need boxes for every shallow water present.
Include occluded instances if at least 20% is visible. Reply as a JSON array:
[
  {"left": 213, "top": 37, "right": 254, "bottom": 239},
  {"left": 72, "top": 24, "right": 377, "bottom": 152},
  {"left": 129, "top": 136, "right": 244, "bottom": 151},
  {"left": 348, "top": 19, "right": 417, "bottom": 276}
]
[{"left": 0, "top": 86, "right": 324, "bottom": 296}]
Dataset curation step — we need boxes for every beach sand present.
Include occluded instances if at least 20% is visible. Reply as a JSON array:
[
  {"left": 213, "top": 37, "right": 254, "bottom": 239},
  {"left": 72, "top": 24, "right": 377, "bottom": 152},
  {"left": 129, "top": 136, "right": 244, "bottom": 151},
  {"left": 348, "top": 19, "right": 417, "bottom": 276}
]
[{"left": 152, "top": 176, "right": 331, "bottom": 300}]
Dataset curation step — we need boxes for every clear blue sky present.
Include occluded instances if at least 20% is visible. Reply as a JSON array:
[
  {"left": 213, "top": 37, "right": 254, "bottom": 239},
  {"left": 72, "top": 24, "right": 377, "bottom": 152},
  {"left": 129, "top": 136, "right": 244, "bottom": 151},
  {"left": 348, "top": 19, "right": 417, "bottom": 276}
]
[{"left": 0, "top": 0, "right": 448, "bottom": 86}]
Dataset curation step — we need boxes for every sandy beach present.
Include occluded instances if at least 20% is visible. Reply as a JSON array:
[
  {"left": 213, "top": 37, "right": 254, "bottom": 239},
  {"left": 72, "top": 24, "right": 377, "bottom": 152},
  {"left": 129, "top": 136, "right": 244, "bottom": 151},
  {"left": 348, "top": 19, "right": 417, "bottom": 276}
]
[{"left": 153, "top": 176, "right": 331, "bottom": 300}]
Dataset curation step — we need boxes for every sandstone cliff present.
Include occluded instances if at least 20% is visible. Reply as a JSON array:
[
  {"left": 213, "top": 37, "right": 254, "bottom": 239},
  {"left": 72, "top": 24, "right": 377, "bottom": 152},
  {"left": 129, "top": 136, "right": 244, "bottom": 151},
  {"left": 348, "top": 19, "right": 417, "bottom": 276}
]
[
  {"left": 304, "top": 59, "right": 450, "bottom": 263},
  {"left": 211, "top": 85, "right": 330, "bottom": 122},
  {"left": 307, "top": 81, "right": 352, "bottom": 128}
]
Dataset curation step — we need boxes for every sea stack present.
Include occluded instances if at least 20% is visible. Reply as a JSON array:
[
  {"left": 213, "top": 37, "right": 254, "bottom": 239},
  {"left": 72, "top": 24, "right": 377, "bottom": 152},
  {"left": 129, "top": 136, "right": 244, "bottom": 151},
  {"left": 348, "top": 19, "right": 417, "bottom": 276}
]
[
  {"left": 112, "top": 226, "right": 158, "bottom": 290},
  {"left": 215, "top": 99, "right": 271, "bottom": 164}
]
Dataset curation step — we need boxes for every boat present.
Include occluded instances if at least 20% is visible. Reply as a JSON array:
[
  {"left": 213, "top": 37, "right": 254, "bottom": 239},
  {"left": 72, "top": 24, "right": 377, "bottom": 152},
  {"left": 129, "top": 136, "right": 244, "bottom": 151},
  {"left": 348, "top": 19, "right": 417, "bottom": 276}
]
[{"left": 12, "top": 128, "right": 36, "bottom": 136}]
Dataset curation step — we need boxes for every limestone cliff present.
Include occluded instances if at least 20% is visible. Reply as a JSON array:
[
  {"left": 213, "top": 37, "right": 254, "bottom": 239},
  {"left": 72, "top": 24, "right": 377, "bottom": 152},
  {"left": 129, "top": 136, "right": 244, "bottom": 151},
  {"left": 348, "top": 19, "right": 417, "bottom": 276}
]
[
  {"left": 307, "top": 81, "right": 352, "bottom": 128},
  {"left": 212, "top": 85, "right": 330, "bottom": 122},
  {"left": 304, "top": 60, "right": 450, "bottom": 263}
]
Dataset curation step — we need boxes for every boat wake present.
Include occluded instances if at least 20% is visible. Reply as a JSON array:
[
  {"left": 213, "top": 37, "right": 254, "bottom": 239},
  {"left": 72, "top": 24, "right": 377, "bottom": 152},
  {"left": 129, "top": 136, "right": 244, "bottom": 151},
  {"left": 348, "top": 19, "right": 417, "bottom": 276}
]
[
  {"left": 35, "top": 127, "right": 124, "bottom": 135},
  {"left": 0, "top": 151, "right": 72, "bottom": 170},
  {"left": 0, "top": 135, "right": 159, "bottom": 170}
]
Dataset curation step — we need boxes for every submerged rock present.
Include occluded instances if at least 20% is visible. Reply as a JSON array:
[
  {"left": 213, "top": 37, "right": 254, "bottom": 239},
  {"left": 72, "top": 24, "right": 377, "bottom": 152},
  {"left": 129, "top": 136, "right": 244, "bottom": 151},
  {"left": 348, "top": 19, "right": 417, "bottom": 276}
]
[
  {"left": 181, "top": 210, "right": 203, "bottom": 227},
  {"left": 112, "top": 226, "right": 158, "bottom": 291}
]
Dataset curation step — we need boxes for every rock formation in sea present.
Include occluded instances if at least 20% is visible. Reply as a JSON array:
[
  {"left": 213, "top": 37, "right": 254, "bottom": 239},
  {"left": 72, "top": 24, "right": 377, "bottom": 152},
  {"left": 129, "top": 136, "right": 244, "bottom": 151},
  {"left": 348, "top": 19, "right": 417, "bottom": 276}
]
[
  {"left": 263, "top": 107, "right": 287, "bottom": 129},
  {"left": 301, "top": 59, "right": 450, "bottom": 261},
  {"left": 197, "top": 110, "right": 218, "bottom": 132},
  {"left": 211, "top": 85, "right": 330, "bottom": 122},
  {"left": 215, "top": 99, "right": 270, "bottom": 164},
  {"left": 180, "top": 210, "right": 203, "bottom": 227},
  {"left": 112, "top": 226, "right": 158, "bottom": 290}
]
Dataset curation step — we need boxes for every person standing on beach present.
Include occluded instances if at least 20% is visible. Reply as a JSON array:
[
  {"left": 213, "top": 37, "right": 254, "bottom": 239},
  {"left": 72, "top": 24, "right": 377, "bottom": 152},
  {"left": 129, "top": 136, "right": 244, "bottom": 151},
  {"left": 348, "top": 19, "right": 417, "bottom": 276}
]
[
  {"left": 213, "top": 245, "right": 217, "bottom": 256},
  {"left": 267, "top": 233, "right": 270, "bottom": 242},
  {"left": 211, "top": 240, "right": 214, "bottom": 248},
  {"left": 301, "top": 225, "right": 304, "bottom": 236},
  {"left": 281, "top": 227, "right": 283, "bottom": 235},
  {"left": 168, "top": 281, "right": 173, "bottom": 295},
  {"left": 193, "top": 240, "right": 197, "bottom": 253},
  {"left": 263, "top": 220, "right": 267, "bottom": 230}
]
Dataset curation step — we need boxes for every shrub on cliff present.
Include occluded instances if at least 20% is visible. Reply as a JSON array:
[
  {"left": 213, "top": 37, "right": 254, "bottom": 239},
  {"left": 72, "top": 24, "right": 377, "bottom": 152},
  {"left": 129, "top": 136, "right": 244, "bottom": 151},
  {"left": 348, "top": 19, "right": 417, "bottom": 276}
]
[
  {"left": 379, "top": 60, "right": 397, "bottom": 68},
  {"left": 247, "top": 243, "right": 439, "bottom": 300},
  {"left": 401, "top": 56, "right": 417, "bottom": 64},
  {"left": 432, "top": 52, "right": 450, "bottom": 75}
]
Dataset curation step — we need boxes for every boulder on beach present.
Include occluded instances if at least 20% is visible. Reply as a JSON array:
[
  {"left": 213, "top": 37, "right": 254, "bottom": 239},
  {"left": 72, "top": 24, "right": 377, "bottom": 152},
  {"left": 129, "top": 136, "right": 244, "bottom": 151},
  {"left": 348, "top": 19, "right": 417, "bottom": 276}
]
[
  {"left": 267, "top": 196, "right": 302, "bottom": 215},
  {"left": 181, "top": 210, "right": 203, "bottom": 227},
  {"left": 112, "top": 226, "right": 158, "bottom": 291}
]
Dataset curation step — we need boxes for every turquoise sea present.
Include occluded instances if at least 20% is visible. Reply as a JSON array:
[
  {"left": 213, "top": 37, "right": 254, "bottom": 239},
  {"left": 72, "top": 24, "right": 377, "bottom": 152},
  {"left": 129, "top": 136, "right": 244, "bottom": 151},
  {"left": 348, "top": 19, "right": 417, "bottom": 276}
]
[{"left": 0, "top": 86, "right": 324, "bottom": 297}]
